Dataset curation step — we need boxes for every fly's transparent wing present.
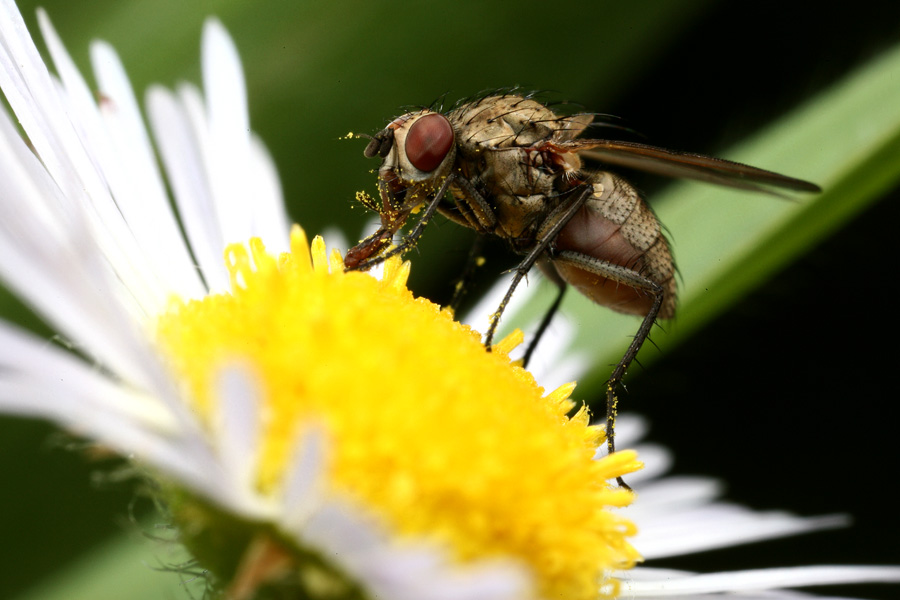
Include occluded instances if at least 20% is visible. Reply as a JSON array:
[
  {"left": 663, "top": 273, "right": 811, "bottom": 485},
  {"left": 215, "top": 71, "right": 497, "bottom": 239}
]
[{"left": 562, "top": 139, "right": 820, "bottom": 194}]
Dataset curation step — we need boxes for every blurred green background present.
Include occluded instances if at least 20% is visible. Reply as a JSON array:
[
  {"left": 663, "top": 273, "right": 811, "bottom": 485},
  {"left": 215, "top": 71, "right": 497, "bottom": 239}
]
[{"left": 2, "top": 1, "right": 899, "bottom": 598}]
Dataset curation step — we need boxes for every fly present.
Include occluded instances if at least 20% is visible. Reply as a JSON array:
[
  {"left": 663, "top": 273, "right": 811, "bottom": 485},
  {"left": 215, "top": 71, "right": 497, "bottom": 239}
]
[{"left": 345, "top": 93, "right": 820, "bottom": 486}]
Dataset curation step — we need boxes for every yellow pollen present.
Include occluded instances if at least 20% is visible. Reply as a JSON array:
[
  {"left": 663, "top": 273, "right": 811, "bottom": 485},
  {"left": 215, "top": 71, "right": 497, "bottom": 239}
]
[{"left": 155, "top": 226, "right": 641, "bottom": 599}]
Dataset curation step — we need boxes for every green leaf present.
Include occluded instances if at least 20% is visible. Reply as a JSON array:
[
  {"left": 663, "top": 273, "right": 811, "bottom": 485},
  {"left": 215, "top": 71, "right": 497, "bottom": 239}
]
[{"left": 11, "top": 531, "right": 198, "bottom": 600}]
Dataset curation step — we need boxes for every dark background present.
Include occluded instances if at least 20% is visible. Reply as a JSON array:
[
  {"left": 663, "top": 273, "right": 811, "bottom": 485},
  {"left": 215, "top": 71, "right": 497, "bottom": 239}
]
[
  {"left": 593, "top": 5, "right": 900, "bottom": 599},
  {"left": 376, "top": 7, "right": 900, "bottom": 595}
]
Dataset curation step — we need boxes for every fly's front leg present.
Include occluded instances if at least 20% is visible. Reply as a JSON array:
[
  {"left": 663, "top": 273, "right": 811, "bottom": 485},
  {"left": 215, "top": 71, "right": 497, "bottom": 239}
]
[
  {"left": 438, "top": 174, "right": 498, "bottom": 234},
  {"left": 345, "top": 175, "right": 456, "bottom": 272},
  {"left": 482, "top": 185, "right": 593, "bottom": 350},
  {"left": 344, "top": 227, "right": 394, "bottom": 270},
  {"left": 552, "top": 250, "right": 665, "bottom": 489},
  {"left": 437, "top": 178, "right": 499, "bottom": 314}
]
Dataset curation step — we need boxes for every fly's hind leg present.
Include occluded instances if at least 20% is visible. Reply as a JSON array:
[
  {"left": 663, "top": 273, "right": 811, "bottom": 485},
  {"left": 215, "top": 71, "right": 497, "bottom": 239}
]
[{"left": 552, "top": 251, "right": 665, "bottom": 489}]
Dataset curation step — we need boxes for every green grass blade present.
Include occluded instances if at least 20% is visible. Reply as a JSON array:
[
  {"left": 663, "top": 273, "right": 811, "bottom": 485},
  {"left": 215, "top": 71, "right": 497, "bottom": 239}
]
[{"left": 11, "top": 532, "right": 197, "bottom": 600}]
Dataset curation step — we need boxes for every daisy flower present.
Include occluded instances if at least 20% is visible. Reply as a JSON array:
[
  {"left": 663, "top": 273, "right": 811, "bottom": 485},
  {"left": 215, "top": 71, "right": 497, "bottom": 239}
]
[{"left": 0, "top": 2, "right": 897, "bottom": 599}]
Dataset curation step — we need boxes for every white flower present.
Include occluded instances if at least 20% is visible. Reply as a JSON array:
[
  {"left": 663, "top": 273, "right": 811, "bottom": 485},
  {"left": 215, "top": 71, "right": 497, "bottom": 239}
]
[
  {"left": 0, "top": 5, "right": 600, "bottom": 599},
  {"left": 0, "top": 2, "right": 281, "bottom": 514},
  {"left": 0, "top": 1, "right": 898, "bottom": 599}
]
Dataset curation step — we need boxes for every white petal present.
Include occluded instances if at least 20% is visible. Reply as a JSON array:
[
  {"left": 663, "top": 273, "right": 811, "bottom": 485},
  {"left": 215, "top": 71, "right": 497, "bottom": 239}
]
[
  {"left": 0, "top": 113, "right": 154, "bottom": 382},
  {"left": 301, "top": 501, "right": 533, "bottom": 600},
  {"left": 320, "top": 226, "right": 350, "bottom": 257},
  {"left": 201, "top": 18, "right": 255, "bottom": 247},
  {"left": 623, "top": 565, "right": 900, "bottom": 597},
  {"left": 524, "top": 315, "right": 591, "bottom": 391},
  {"left": 620, "top": 442, "right": 674, "bottom": 483},
  {"left": 5, "top": 8, "right": 168, "bottom": 316},
  {"left": 630, "top": 475, "right": 724, "bottom": 510},
  {"left": 146, "top": 84, "right": 229, "bottom": 292},
  {"left": 38, "top": 11, "right": 199, "bottom": 313},
  {"left": 463, "top": 272, "right": 539, "bottom": 337},
  {"left": 282, "top": 425, "right": 328, "bottom": 529},
  {"left": 90, "top": 39, "right": 204, "bottom": 299},
  {"left": 633, "top": 504, "right": 847, "bottom": 559},
  {"left": 0, "top": 322, "right": 169, "bottom": 427},
  {"left": 0, "top": 6, "right": 96, "bottom": 205},
  {"left": 0, "top": 322, "right": 238, "bottom": 503},
  {"left": 611, "top": 413, "right": 650, "bottom": 446},
  {"left": 248, "top": 132, "right": 290, "bottom": 252},
  {"left": 212, "top": 363, "right": 274, "bottom": 516},
  {"left": 146, "top": 18, "right": 289, "bottom": 294},
  {"left": 0, "top": 0, "right": 284, "bottom": 521}
]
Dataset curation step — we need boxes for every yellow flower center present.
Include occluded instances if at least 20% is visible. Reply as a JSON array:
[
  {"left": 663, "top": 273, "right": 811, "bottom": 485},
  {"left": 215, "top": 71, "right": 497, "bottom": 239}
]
[{"left": 155, "top": 226, "right": 642, "bottom": 599}]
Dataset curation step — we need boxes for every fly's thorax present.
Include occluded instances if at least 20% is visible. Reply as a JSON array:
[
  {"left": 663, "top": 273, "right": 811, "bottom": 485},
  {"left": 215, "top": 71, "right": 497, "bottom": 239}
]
[
  {"left": 483, "top": 148, "right": 556, "bottom": 196},
  {"left": 449, "top": 96, "right": 554, "bottom": 150},
  {"left": 449, "top": 95, "right": 592, "bottom": 152},
  {"left": 448, "top": 145, "right": 566, "bottom": 241}
]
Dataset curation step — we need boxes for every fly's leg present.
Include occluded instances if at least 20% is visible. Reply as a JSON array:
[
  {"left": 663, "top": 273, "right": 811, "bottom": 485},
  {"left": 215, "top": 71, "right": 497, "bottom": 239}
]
[
  {"left": 433, "top": 174, "right": 499, "bottom": 234},
  {"left": 344, "top": 227, "right": 394, "bottom": 270},
  {"left": 482, "top": 185, "right": 593, "bottom": 350},
  {"left": 345, "top": 175, "right": 456, "bottom": 272},
  {"left": 552, "top": 250, "right": 665, "bottom": 489},
  {"left": 448, "top": 234, "right": 487, "bottom": 315},
  {"left": 449, "top": 175, "right": 498, "bottom": 233},
  {"left": 432, "top": 176, "right": 500, "bottom": 313},
  {"left": 520, "top": 261, "right": 567, "bottom": 369}
]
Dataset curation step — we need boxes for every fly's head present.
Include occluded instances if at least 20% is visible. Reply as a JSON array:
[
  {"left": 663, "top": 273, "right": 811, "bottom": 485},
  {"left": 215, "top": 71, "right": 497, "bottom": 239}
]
[{"left": 363, "top": 110, "right": 457, "bottom": 217}]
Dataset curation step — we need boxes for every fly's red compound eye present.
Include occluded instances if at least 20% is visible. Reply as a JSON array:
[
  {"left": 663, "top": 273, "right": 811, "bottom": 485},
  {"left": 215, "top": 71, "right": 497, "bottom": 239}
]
[{"left": 405, "top": 113, "right": 454, "bottom": 172}]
